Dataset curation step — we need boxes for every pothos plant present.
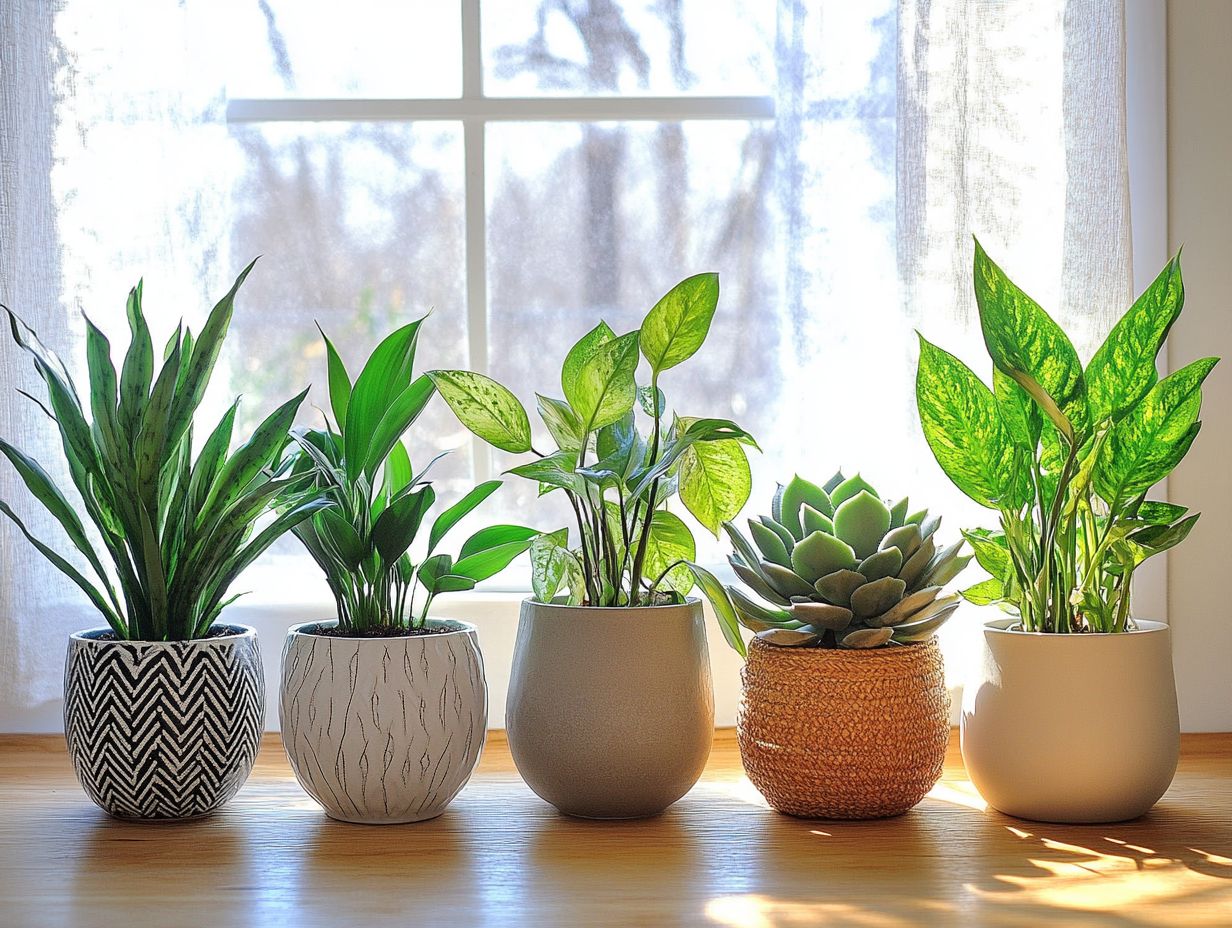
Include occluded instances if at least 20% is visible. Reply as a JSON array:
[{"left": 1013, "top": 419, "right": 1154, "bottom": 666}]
[
  {"left": 917, "top": 240, "right": 1218, "bottom": 633},
  {"left": 428, "top": 274, "right": 758, "bottom": 614},
  {"left": 278, "top": 319, "right": 538, "bottom": 632},
  {"left": 0, "top": 263, "right": 329, "bottom": 640}
]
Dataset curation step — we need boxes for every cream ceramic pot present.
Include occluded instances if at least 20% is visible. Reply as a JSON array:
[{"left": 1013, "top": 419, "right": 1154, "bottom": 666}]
[
  {"left": 506, "top": 598, "right": 714, "bottom": 819},
  {"left": 961, "top": 618, "right": 1179, "bottom": 823},
  {"left": 279, "top": 619, "right": 487, "bottom": 824}
]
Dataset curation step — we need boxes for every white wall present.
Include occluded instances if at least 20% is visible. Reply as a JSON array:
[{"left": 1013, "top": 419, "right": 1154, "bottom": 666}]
[{"left": 1166, "top": 0, "right": 1232, "bottom": 731}]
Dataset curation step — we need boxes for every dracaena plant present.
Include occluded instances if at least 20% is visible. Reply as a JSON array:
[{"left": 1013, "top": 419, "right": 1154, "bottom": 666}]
[
  {"left": 428, "top": 274, "right": 757, "bottom": 609},
  {"left": 691, "top": 472, "right": 971, "bottom": 657},
  {"left": 278, "top": 320, "right": 538, "bottom": 632},
  {"left": 917, "top": 240, "right": 1218, "bottom": 633},
  {"left": 0, "top": 263, "right": 329, "bottom": 641}
]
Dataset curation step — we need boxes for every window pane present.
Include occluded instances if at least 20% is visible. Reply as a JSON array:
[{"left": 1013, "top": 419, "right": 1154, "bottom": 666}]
[
  {"left": 221, "top": 1, "right": 462, "bottom": 98},
  {"left": 483, "top": 1, "right": 775, "bottom": 97},
  {"left": 485, "top": 120, "right": 781, "bottom": 554}
]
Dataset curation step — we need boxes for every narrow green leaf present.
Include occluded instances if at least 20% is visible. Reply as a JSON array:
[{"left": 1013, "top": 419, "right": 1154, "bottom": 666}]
[
  {"left": 344, "top": 318, "right": 424, "bottom": 475},
  {"left": 686, "top": 561, "right": 746, "bottom": 658},
  {"left": 453, "top": 528, "right": 537, "bottom": 581},
  {"left": 362, "top": 374, "right": 435, "bottom": 480},
  {"left": 118, "top": 281, "right": 153, "bottom": 436},
  {"left": 427, "top": 480, "right": 501, "bottom": 554},
  {"left": 318, "top": 324, "right": 353, "bottom": 429},
  {"left": 372, "top": 485, "right": 435, "bottom": 563}
]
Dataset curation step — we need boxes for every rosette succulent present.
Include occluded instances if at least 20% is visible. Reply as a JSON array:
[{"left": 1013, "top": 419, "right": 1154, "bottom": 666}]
[{"left": 692, "top": 473, "right": 970, "bottom": 653}]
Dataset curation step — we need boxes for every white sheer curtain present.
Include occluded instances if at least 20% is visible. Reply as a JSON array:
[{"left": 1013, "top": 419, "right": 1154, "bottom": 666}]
[{"left": 0, "top": 0, "right": 1132, "bottom": 729}]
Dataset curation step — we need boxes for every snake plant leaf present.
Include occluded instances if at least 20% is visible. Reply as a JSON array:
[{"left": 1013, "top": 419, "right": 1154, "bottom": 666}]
[
  {"left": 1086, "top": 254, "right": 1184, "bottom": 424},
  {"left": 429, "top": 369, "right": 532, "bottom": 455},
  {"left": 749, "top": 519, "right": 791, "bottom": 567},
  {"left": 427, "top": 479, "right": 502, "bottom": 555},
  {"left": 856, "top": 547, "right": 902, "bottom": 582},
  {"left": 891, "top": 599, "right": 961, "bottom": 643},
  {"left": 318, "top": 324, "right": 352, "bottom": 429},
  {"left": 1095, "top": 357, "right": 1218, "bottom": 504},
  {"left": 833, "top": 491, "right": 891, "bottom": 559},
  {"left": 898, "top": 534, "right": 936, "bottom": 588},
  {"left": 687, "top": 561, "right": 746, "bottom": 658},
  {"left": 679, "top": 436, "right": 751, "bottom": 537},
  {"left": 730, "top": 555, "right": 791, "bottom": 606},
  {"left": 917, "top": 334, "right": 1024, "bottom": 509},
  {"left": 779, "top": 474, "right": 832, "bottom": 536},
  {"left": 960, "top": 577, "right": 1005, "bottom": 606},
  {"left": 830, "top": 474, "right": 877, "bottom": 509},
  {"left": 371, "top": 485, "right": 435, "bottom": 564},
  {"left": 566, "top": 329, "right": 640, "bottom": 432},
  {"left": 118, "top": 281, "right": 153, "bottom": 436},
  {"left": 756, "top": 627, "right": 820, "bottom": 647},
  {"left": 790, "top": 600, "right": 853, "bottom": 631},
  {"left": 801, "top": 504, "right": 834, "bottom": 537},
  {"left": 888, "top": 497, "right": 909, "bottom": 530},
  {"left": 639, "top": 272, "right": 720, "bottom": 373},
  {"left": 873, "top": 585, "right": 942, "bottom": 626},
  {"left": 850, "top": 576, "right": 906, "bottom": 619},
  {"left": 881, "top": 523, "right": 922, "bottom": 560},
  {"left": 536, "top": 394, "right": 584, "bottom": 453},
  {"left": 762, "top": 561, "right": 818, "bottom": 598},
  {"left": 790, "top": 530, "right": 857, "bottom": 583},
  {"left": 973, "top": 238, "right": 1089, "bottom": 441},
  {"left": 345, "top": 318, "right": 424, "bottom": 476},
  {"left": 83, "top": 316, "right": 122, "bottom": 467},
  {"left": 839, "top": 627, "right": 893, "bottom": 649},
  {"left": 362, "top": 374, "right": 435, "bottom": 480},
  {"left": 814, "top": 568, "right": 867, "bottom": 607}
]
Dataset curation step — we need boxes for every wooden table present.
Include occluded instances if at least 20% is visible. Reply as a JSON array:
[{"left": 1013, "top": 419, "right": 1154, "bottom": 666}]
[{"left": 1, "top": 731, "right": 1229, "bottom": 927}]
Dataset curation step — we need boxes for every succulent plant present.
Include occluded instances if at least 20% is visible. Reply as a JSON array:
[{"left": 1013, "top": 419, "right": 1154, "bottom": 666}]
[{"left": 696, "top": 472, "right": 971, "bottom": 650}]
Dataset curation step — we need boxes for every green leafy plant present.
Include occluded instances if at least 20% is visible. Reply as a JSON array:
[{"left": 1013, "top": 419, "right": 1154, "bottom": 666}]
[
  {"left": 917, "top": 240, "right": 1218, "bottom": 633},
  {"left": 690, "top": 472, "right": 970, "bottom": 656},
  {"left": 279, "top": 320, "right": 538, "bottom": 631},
  {"left": 0, "top": 263, "right": 328, "bottom": 640},
  {"left": 429, "top": 274, "right": 757, "bottom": 608}
]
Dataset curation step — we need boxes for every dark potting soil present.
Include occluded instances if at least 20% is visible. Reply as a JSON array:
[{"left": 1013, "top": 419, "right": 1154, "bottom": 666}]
[
  {"left": 90, "top": 626, "right": 243, "bottom": 642},
  {"left": 307, "top": 624, "right": 454, "bottom": 639}
]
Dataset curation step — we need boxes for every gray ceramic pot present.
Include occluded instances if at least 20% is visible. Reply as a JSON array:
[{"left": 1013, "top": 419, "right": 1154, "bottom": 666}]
[
  {"left": 961, "top": 618, "right": 1179, "bottom": 823},
  {"left": 64, "top": 624, "right": 264, "bottom": 820},
  {"left": 506, "top": 598, "right": 714, "bottom": 819}
]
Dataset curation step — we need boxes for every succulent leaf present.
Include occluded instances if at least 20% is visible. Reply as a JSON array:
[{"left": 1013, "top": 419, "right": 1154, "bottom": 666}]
[
  {"left": 881, "top": 523, "right": 923, "bottom": 559},
  {"left": 729, "top": 555, "right": 791, "bottom": 606},
  {"left": 800, "top": 503, "right": 834, "bottom": 537},
  {"left": 779, "top": 474, "right": 832, "bottom": 536},
  {"left": 873, "top": 585, "right": 942, "bottom": 626},
  {"left": 762, "top": 561, "right": 818, "bottom": 598},
  {"left": 898, "top": 534, "right": 937, "bottom": 587},
  {"left": 833, "top": 490, "right": 891, "bottom": 559},
  {"left": 730, "top": 586, "right": 798, "bottom": 630},
  {"left": 749, "top": 519, "right": 791, "bottom": 567},
  {"left": 840, "top": 627, "right": 893, "bottom": 648},
  {"left": 759, "top": 515, "right": 797, "bottom": 553},
  {"left": 906, "top": 508, "right": 928, "bottom": 526},
  {"left": 890, "top": 599, "right": 961, "bottom": 642},
  {"left": 920, "top": 513, "right": 942, "bottom": 541},
  {"left": 790, "top": 600, "right": 854, "bottom": 631},
  {"left": 889, "top": 497, "right": 909, "bottom": 529},
  {"left": 814, "top": 568, "right": 867, "bottom": 607},
  {"left": 790, "top": 530, "right": 857, "bottom": 583},
  {"left": 850, "top": 576, "right": 907, "bottom": 618},
  {"left": 757, "top": 627, "right": 821, "bottom": 647},
  {"left": 857, "top": 547, "right": 902, "bottom": 582},
  {"left": 920, "top": 542, "right": 972, "bottom": 589},
  {"left": 830, "top": 473, "right": 878, "bottom": 508},
  {"left": 822, "top": 470, "right": 845, "bottom": 494}
]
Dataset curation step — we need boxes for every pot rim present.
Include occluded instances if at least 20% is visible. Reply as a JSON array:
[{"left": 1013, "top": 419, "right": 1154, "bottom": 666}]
[
  {"left": 286, "top": 617, "right": 478, "bottom": 638},
  {"left": 983, "top": 617, "right": 1168, "bottom": 637},
  {"left": 69, "top": 623, "right": 256, "bottom": 645},
  {"left": 520, "top": 595, "right": 702, "bottom": 612}
]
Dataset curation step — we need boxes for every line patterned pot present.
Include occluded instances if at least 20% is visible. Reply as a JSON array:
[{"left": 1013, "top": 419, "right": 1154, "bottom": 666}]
[
  {"left": 738, "top": 635, "right": 950, "bottom": 819},
  {"left": 506, "top": 598, "right": 714, "bottom": 819},
  {"left": 63, "top": 624, "right": 264, "bottom": 821},
  {"left": 279, "top": 619, "right": 487, "bottom": 824}
]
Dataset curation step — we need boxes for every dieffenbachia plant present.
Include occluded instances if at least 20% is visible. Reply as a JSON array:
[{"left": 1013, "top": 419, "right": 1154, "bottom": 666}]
[
  {"left": 691, "top": 472, "right": 970, "bottom": 656},
  {"left": 917, "top": 240, "right": 1218, "bottom": 633},
  {"left": 0, "top": 263, "right": 329, "bottom": 640},
  {"left": 428, "top": 274, "right": 758, "bottom": 609},
  {"left": 278, "top": 320, "right": 538, "bottom": 631}
]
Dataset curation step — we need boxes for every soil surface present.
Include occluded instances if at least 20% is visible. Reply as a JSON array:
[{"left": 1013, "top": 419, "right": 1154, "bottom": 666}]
[
  {"left": 306, "top": 624, "right": 454, "bottom": 639},
  {"left": 92, "top": 626, "right": 241, "bottom": 642}
]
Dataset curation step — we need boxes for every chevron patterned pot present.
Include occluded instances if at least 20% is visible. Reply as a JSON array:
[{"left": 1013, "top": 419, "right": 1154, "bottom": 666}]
[
  {"left": 279, "top": 618, "right": 488, "bottom": 824},
  {"left": 63, "top": 624, "right": 264, "bottom": 821}
]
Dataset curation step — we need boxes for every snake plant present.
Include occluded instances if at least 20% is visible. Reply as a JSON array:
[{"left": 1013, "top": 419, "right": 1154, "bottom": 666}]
[{"left": 0, "top": 263, "right": 328, "bottom": 640}]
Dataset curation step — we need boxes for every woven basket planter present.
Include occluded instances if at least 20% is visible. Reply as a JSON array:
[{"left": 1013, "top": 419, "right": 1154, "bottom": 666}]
[{"left": 737, "top": 635, "right": 949, "bottom": 819}]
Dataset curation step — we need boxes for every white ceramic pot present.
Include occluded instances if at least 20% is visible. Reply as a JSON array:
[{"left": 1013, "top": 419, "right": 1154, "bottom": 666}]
[
  {"left": 961, "top": 618, "right": 1179, "bottom": 823},
  {"left": 64, "top": 624, "right": 264, "bottom": 820},
  {"left": 279, "top": 619, "right": 487, "bottom": 824}
]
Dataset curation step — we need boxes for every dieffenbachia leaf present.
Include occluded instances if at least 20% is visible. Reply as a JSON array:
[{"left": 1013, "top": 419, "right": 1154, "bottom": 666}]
[
  {"left": 642, "top": 510, "right": 696, "bottom": 594},
  {"left": 639, "top": 272, "right": 720, "bottom": 374},
  {"left": 678, "top": 432, "right": 751, "bottom": 537},
  {"left": 429, "top": 369, "right": 532, "bottom": 454},
  {"left": 536, "top": 394, "right": 583, "bottom": 453},
  {"left": 973, "top": 239, "right": 1088, "bottom": 441},
  {"left": 916, "top": 334, "right": 1025, "bottom": 510},
  {"left": 565, "top": 329, "right": 640, "bottom": 433}
]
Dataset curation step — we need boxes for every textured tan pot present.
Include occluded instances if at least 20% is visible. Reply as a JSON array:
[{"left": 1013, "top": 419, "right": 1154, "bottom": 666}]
[
  {"left": 738, "top": 636, "right": 950, "bottom": 819},
  {"left": 506, "top": 598, "right": 714, "bottom": 819},
  {"left": 961, "top": 618, "right": 1179, "bottom": 823}
]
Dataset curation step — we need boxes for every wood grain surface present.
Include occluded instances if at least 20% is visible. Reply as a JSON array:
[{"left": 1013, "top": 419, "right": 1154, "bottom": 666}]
[{"left": 1, "top": 730, "right": 1228, "bottom": 927}]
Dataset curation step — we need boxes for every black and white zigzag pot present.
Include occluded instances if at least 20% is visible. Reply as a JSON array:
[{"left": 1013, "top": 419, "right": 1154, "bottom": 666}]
[
  {"left": 279, "top": 618, "right": 487, "bottom": 824},
  {"left": 63, "top": 625, "right": 264, "bottom": 821}
]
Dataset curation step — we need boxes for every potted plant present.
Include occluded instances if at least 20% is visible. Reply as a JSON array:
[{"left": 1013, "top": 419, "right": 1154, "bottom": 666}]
[
  {"left": 0, "top": 264, "right": 327, "bottom": 820},
  {"left": 277, "top": 319, "right": 537, "bottom": 824},
  {"left": 430, "top": 273, "right": 757, "bottom": 819},
  {"left": 917, "top": 240, "right": 1218, "bottom": 823},
  {"left": 690, "top": 472, "right": 969, "bottom": 819}
]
